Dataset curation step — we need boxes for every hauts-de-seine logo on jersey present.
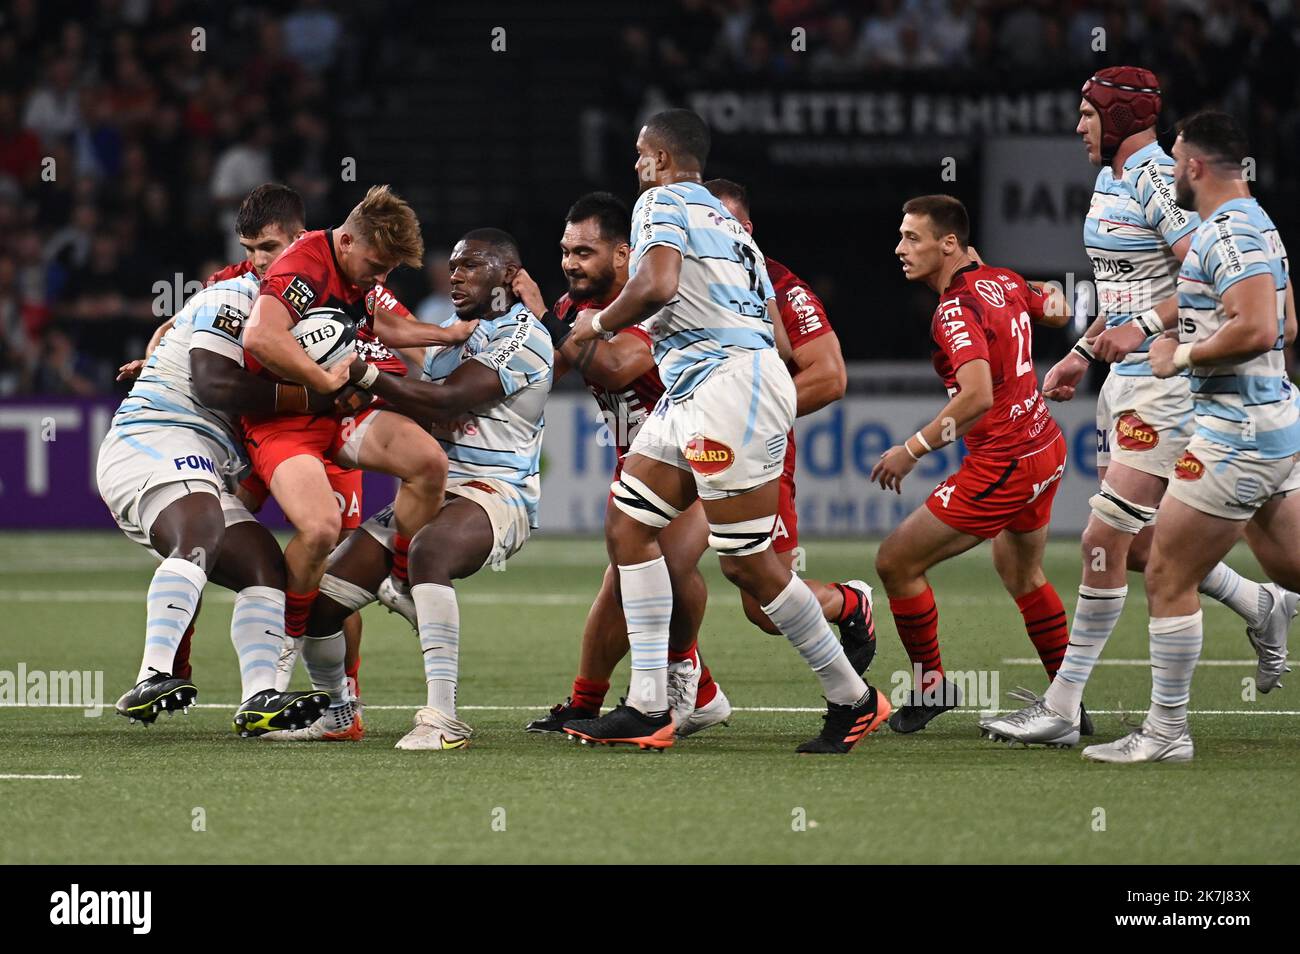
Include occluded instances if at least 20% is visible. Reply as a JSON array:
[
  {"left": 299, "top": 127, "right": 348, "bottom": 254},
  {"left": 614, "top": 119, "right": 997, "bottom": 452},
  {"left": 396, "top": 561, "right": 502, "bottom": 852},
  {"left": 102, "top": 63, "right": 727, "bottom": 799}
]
[
  {"left": 1116, "top": 412, "right": 1159, "bottom": 451},
  {"left": 684, "top": 436, "right": 734, "bottom": 474},
  {"left": 974, "top": 279, "right": 1005, "bottom": 308}
]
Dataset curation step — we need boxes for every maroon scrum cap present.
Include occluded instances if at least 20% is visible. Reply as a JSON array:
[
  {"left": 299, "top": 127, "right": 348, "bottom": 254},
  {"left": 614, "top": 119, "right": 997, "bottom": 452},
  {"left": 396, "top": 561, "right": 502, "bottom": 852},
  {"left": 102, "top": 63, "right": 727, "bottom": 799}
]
[{"left": 1082, "top": 66, "right": 1162, "bottom": 162}]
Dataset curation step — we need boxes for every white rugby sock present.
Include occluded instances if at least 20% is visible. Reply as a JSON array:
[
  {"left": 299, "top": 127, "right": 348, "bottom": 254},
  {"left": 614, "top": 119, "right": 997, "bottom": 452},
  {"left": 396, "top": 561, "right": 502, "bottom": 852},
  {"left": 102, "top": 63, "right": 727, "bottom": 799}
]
[
  {"left": 137, "top": 558, "right": 206, "bottom": 682},
  {"left": 231, "top": 586, "right": 285, "bottom": 699},
  {"left": 302, "top": 630, "right": 349, "bottom": 706},
  {"left": 763, "top": 573, "right": 866, "bottom": 705},
  {"left": 619, "top": 557, "right": 673, "bottom": 714},
  {"left": 1146, "top": 611, "right": 1203, "bottom": 739},
  {"left": 1044, "top": 584, "right": 1128, "bottom": 719},
  {"left": 413, "top": 583, "right": 460, "bottom": 718},
  {"left": 1198, "top": 563, "right": 1270, "bottom": 628}
]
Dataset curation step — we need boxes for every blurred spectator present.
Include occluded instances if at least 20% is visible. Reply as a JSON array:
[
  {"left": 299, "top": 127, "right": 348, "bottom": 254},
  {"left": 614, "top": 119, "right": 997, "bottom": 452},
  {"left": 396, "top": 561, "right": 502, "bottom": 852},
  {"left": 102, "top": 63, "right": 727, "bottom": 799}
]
[
  {"left": 212, "top": 121, "right": 274, "bottom": 261},
  {"left": 29, "top": 327, "right": 97, "bottom": 395},
  {"left": 23, "top": 59, "right": 82, "bottom": 145},
  {"left": 0, "top": 92, "right": 43, "bottom": 186},
  {"left": 810, "top": 11, "right": 869, "bottom": 75},
  {"left": 282, "top": 0, "right": 343, "bottom": 74}
]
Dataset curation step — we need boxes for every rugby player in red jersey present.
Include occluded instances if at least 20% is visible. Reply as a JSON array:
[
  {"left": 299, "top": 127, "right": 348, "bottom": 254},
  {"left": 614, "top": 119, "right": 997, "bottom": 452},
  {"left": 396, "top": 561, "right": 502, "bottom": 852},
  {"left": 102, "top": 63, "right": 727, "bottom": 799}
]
[
  {"left": 241, "top": 185, "right": 472, "bottom": 738},
  {"left": 873, "top": 194, "right": 1073, "bottom": 733},
  {"left": 705, "top": 179, "right": 875, "bottom": 670}
]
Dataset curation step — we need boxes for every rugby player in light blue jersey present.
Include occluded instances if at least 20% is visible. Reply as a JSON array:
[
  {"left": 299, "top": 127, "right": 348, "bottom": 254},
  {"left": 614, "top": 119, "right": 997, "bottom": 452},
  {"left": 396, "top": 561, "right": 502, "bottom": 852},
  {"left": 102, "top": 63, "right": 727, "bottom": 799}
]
[
  {"left": 268, "top": 229, "right": 553, "bottom": 751},
  {"left": 986, "top": 71, "right": 1297, "bottom": 748},
  {"left": 96, "top": 186, "right": 353, "bottom": 735},
  {"left": 1084, "top": 111, "right": 1299, "bottom": 763},
  {"left": 564, "top": 109, "right": 886, "bottom": 754}
]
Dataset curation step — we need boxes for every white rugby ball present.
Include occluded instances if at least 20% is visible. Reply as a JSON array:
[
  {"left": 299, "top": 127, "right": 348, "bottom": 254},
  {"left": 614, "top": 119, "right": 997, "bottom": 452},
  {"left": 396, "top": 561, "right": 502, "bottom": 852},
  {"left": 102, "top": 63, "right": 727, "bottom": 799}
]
[{"left": 292, "top": 307, "right": 356, "bottom": 369}]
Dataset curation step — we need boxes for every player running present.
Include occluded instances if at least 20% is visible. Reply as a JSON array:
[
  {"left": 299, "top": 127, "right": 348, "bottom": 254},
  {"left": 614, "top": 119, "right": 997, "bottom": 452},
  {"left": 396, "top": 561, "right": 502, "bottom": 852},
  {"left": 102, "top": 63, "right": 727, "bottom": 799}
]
[
  {"left": 241, "top": 185, "right": 472, "bottom": 716},
  {"left": 985, "top": 69, "right": 1297, "bottom": 747},
  {"left": 266, "top": 229, "right": 552, "bottom": 748},
  {"left": 97, "top": 247, "right": 344, "bottom": 736},
  {"left": 873, "top": 194, "right": 1074, "bottom": 735},
  {"left": 1083, "top": 111, "right": 1299, "bottom": 763},
  {"left": 564, "top": 109, "right": 887, "bottom": 753}
]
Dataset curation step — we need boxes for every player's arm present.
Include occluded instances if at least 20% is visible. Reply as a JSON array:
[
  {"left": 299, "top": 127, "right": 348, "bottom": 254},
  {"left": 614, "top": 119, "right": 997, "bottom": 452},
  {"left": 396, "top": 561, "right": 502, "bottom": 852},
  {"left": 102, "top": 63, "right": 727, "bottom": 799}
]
[
  {"left": 116, "top": 317, "right": 176, "bottom": 381},
  {"left": 1026, "top": 281, "right": 1071, "bottom": 328},
  {"left": 1044, "top": 311, "right": 1108, "bottom": 401},
  {"left": 243, "top": 294, "right": 348, "bottom": 393},
  {"left": 355, "top": 357, "right": 503, "bottom": 428},
  {"left": 768, "top": 299, "right": 793, "bottom": 362},
  {"left": 568, "top": 246, "right": 681, "bottom": 343},
  {"left": 372, "top": 307, "right": 477, "bottom": 347},
  {"left": 871, "top": 359, "right": 993, "bottom": 493},
  {"left": 563, "top": 329, "right": 655, "bottom": 390},
  {"left": 789, "top": 332, "right": 846, "bottom": 417},
  {"left": 1092, "top": 229, "right": 1196, "bottom": 362},
  {"left": 1150, "top": 273, "right": 1280, "bottom": 377}
]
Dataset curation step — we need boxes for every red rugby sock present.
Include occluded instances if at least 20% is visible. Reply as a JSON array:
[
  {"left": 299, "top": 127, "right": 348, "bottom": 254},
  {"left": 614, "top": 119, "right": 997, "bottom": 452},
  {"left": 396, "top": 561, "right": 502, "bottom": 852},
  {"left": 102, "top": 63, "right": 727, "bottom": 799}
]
[
  {"left": 285, "top": 589, "right": 318, "bottom": 640},
  {"left": 391, "top": 533, "right": 411, "bottom": 585},
  {"left": 1016, "top": 582, "right": 1069, "bottom": 680},
  {"left": 571, "top": 676, "right": 609, "bottom": 712},
  {"left": 889, "top": 587, "right": 943, "bottom": 692}
]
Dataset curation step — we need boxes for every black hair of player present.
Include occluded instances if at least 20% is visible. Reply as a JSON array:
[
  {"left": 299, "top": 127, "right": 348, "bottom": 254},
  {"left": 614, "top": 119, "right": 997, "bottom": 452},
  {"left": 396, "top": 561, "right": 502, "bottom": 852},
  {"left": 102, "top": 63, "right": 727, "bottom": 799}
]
[
  {"left": 236, "top": 183, "right": 305, "bottom": 238},
  {"left": 703, "top": 178, "right": 749, "bottom": 219},
  {"left": 461, "top": 227, "right": 521, "bottom": 265},
  {"left": 644, "top": 109, "right": 711, "bottom": 169},
  {"left": 1177, "top": 110, "right": 1249, "bottom": 168},
  {"left": 901, "top": 194, "right": 969, "bottom": 249},
  {"left": 565, "top": 192, "right": 631, "bottom": 244}
]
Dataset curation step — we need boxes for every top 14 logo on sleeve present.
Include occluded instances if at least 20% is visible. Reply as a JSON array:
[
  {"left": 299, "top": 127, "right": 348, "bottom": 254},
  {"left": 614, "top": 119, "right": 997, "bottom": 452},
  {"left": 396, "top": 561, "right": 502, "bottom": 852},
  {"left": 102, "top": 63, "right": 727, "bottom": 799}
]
[{"left": 283, "top": 276, "right": 317, "bottom": 313}]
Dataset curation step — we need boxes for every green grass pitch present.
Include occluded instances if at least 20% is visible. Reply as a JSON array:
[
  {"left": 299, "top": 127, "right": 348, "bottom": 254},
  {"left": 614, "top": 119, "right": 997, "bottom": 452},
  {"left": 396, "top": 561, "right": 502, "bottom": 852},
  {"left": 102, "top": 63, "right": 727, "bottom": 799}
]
[{"left": 1, "top": 531, "right": 1296, "bottom": 864}]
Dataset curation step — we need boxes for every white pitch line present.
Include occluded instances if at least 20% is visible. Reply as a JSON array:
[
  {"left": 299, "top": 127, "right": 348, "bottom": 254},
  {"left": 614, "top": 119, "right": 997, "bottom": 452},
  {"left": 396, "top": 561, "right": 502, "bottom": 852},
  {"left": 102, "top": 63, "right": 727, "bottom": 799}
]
[
  {"left": 0, "top": 589, "right": 589, "bottom": 606},
  {"left": 0, "top": 774, "right": 80, "bottom": 780},
  {"left": 2, "top": 703, "right": 1297, "bottom": 716},
  {"left": 1001, "top": 657, "right": 1290, "bottom": 667}
]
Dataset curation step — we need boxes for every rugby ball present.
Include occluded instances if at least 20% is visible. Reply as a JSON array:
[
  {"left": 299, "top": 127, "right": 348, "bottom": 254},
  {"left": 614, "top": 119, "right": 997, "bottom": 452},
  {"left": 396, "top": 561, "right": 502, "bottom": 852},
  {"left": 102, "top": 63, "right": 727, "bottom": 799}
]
[{"left": 292, "top": 307, "right": 357, "bottom": 369}]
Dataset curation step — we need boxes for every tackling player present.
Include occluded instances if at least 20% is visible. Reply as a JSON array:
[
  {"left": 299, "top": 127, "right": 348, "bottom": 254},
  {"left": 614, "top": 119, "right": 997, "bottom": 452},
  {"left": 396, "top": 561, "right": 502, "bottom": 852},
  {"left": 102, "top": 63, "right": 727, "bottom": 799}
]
[
  {"left": 97, "top": 252, "right": 343, "bottom": 735},
  {"left": 986, "top": 69, "right": 1297, "bottom": 746},
  {"left": 1084, "top": 111, "right": 1300, "bottom": 762},
  {"left": 267, "top": 229, "right": 552, "bottom": 748},
  {"left": 565, "top": 109, "right": 886, "bottom": 753},
  {"left": 873, "top": 194, "right": 1074, "bottom": 735}
]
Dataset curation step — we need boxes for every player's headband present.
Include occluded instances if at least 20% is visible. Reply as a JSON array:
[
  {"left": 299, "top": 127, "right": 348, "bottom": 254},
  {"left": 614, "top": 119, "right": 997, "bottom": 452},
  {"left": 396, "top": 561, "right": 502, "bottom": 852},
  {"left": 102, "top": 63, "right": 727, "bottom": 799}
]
[{"left": 1082, "top": 67, "right": 1162, "bottom": 163}]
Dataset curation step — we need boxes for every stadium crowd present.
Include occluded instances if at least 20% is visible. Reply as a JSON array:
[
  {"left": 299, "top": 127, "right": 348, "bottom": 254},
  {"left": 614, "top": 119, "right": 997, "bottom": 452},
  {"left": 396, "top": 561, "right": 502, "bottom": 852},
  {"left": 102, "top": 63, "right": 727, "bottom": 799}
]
[{"left": 2, "top": 0, "right": 1298, "bottom": 394}]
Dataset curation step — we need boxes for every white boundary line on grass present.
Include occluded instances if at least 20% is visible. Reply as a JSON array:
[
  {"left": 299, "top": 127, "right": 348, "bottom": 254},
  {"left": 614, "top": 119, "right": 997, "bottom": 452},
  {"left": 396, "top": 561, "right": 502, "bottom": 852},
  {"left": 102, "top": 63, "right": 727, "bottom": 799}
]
[
  {"left": 2, "top": 703, "right": 1298, "bottom": 716},
  {"left": 0, "top": 589, "right": 588, "bottom": 605},
  {"left": 0, "top": 774, "right": 80, "bottom": 780},
  {"left": 1001, "top": 657, "right": 1292, "bottom": 667}
]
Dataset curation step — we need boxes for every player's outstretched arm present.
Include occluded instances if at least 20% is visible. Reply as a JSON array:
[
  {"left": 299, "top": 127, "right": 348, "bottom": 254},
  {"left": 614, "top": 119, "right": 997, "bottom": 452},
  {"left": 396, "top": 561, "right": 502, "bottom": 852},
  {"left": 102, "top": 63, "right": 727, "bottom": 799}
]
[
  {"left": 244, "top": 294, "right": 347, "bottom": 393},
  {"left": 372, "top": 308, "right": 478, "bottom": 347},
  {"left": 191, "top": 351, "right": 343, "bottom": 415},
  {"left": 357, "top": 358, "right": 504, "bottom": 427},
  {"left": 568, "top": 246, "right": 681, "bottom": 344},
  {"left": 788, "top": 332, "right": 846, "bottom": 417}
]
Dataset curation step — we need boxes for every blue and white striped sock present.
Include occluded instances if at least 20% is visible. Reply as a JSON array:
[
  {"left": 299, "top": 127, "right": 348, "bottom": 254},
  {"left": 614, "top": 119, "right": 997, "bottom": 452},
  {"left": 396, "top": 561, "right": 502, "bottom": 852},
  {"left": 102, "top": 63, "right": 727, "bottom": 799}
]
[
  {"left": 763, "top": 573, "right": 866, "bottom": 705},
  {"left": 414, "top": 582, "right": 460, "bottom": 718},
  {"left": 1044, "top": 584, "right": 1128, "bottom": 719},
  {"left": 1147, "top": 610, "right": 1203, "bottom": 739},
  {"left": 619, "top": 557, "right": 673, "bottom": 714},
  {"left": 137, "top": 557, "right": 206, "bottom": 683},
  {"left": 230, "top": 586, "right": 285, "bottom": 699},
  {"left": 1198, "top": 563, "right": 1268, "bottom": 628}
]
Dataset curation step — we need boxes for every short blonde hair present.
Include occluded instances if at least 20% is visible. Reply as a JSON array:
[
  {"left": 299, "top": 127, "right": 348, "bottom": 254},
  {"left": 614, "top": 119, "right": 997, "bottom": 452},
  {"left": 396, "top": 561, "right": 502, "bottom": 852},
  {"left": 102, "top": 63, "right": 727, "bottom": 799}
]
[{"left": 345, "top": 184, "right": 424, "bottom": 269}]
